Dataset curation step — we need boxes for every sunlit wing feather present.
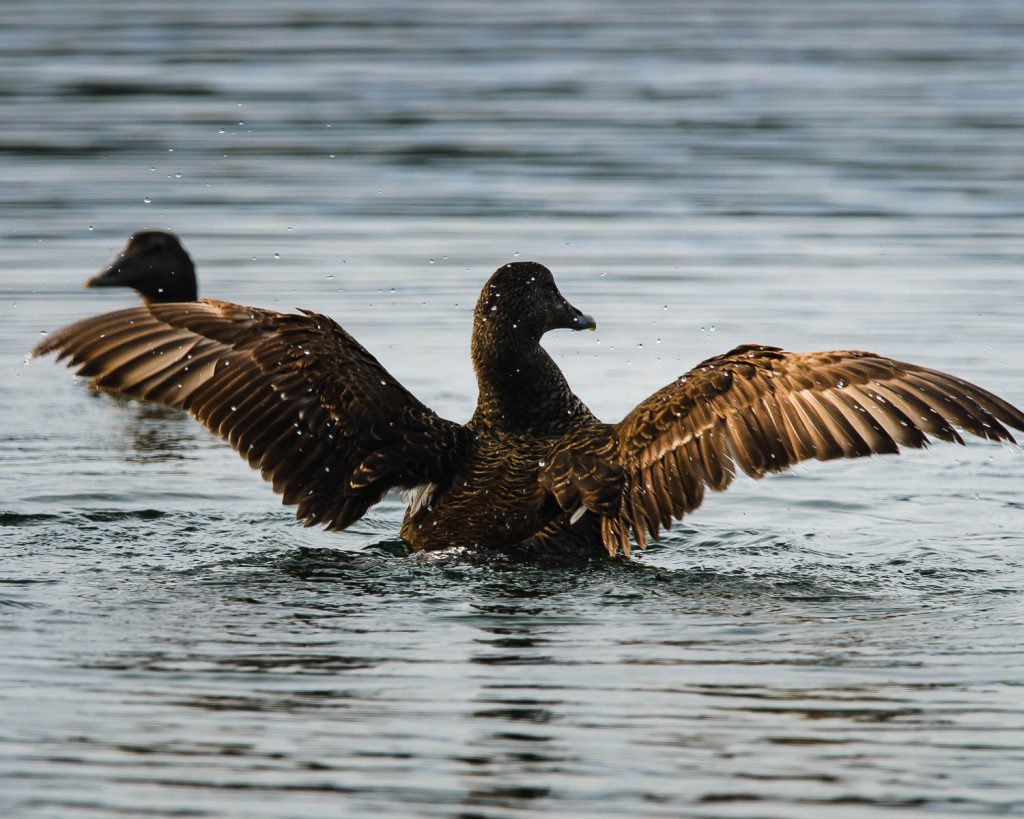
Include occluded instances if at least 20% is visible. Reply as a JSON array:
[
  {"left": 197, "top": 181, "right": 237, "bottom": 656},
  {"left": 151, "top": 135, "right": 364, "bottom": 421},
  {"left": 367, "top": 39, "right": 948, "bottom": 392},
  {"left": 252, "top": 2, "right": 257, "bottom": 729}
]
[
  {"left": 595, "top": 344, "right": 1024, "bottom": 556},
  {"left": 33, "top": 299, "right": 470, "bottom": 530}
]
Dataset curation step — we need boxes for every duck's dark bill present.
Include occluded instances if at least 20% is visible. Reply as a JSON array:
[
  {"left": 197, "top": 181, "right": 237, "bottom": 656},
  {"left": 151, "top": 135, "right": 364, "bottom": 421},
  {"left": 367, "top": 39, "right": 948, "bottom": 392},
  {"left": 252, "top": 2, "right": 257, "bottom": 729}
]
[
  {"left": 85, "top": 264, "right": 125, "bottom": 288},
  {"left": 574, "top": 312, "right": 597, "bottom": 331}
]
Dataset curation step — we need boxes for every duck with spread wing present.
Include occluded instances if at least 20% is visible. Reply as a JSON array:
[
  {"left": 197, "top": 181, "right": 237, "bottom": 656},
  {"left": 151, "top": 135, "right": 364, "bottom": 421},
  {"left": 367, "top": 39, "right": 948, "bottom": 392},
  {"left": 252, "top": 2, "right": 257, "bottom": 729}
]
[{"left": 34, "top": 261, "right": 1024, "bottom": 559}]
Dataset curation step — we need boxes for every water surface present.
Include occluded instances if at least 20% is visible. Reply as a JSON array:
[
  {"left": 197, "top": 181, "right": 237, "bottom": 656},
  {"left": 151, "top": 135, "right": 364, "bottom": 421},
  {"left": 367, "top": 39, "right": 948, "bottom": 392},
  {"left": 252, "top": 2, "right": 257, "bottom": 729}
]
[{"left": 2, "top": 1, "right": 1024, "bottom": 816}]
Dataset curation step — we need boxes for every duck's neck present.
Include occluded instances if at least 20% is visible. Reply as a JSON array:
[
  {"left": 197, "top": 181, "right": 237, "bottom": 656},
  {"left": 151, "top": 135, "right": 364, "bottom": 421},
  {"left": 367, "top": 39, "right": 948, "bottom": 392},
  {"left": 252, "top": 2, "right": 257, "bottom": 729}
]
[
  {"left": 470, "top": 324, "right": 594, "bottom": 436},
  {"left": 157, "top": 265, "right": 198, "bottom": 302}
]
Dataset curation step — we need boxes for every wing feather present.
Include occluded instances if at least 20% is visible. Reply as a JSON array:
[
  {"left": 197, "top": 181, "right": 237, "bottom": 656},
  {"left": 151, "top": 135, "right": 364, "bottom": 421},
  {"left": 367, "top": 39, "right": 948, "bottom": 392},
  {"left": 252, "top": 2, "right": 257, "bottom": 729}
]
[
  {"left": 34, "top": 300, "right": 470, "bottom": 530},
  {"left": 586, "top": 345, "right": 1024, "bottom": 554}
]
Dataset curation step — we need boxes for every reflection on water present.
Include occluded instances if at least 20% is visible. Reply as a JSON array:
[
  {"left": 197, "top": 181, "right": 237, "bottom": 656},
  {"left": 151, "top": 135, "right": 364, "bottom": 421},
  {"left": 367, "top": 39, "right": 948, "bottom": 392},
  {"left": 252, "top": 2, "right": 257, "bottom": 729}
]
[
  {"left": 104, "top": 399, "right": 199, "bottom": 462},
  {"left": 3, "top": 0, "right": 1024, "bottom": 816}
]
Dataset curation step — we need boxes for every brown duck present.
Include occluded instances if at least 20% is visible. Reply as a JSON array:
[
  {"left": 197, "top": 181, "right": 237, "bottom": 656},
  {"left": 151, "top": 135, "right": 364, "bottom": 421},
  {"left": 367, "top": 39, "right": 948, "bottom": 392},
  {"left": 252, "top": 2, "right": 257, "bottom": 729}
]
[
  {"left": 33, "top": 261, "right": 1024, "bottom": 559},
  {"left": 86, "top": 230, "right": 198, "bottom": 302}
]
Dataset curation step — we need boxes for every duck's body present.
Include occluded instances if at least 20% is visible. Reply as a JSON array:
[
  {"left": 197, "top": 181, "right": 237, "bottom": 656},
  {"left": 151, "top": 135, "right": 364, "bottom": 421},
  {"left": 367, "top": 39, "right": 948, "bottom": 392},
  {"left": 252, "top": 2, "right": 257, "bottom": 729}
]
[
  {"left": 402, "top": 432, "right": 562, "bottom": 552},
  {"left": 400, "top": 282, "right": 607, "bottom": 554},
  {"left": 33, "top": 261, "right": 1024, "bottom": 559}
]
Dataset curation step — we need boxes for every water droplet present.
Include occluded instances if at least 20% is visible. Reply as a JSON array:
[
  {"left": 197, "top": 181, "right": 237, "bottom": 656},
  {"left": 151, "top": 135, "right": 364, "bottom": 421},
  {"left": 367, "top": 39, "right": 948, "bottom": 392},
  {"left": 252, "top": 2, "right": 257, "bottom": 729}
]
[
  {"left": 325, "top": 274, "right": 334, "bottom": 280},
  {"left": 174, "top": 173, "right": 181, "bottom": 179},
  {"left": 143, "top": 197, "right": 151, "bottom": 204},
  {"left": 87, "top": 225, "right": 93, "bottom": 231},
  {"left": 273, "top": 253, "right": 280, "bottom": 259}
]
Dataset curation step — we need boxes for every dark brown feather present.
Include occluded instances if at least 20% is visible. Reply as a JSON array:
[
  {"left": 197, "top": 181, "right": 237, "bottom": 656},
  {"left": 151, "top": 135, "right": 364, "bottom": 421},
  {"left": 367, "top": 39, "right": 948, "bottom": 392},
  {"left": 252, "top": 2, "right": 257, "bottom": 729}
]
[
  {"left": 579, "top": 346, "right": 1024, "bottom": 555},
  {"left": 34, "top": 299, "right": 470, "bottom": 532}
]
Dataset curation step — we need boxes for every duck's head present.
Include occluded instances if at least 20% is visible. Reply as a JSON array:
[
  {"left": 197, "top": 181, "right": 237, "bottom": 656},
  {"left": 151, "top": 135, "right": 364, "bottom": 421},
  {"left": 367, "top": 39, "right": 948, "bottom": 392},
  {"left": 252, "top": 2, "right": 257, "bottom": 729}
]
[
  {"left": 474, "top": 261, "right": 596, "bottom": 344},
  {"left": 87, "top": 230, "right": 198, "bottom": 302}
]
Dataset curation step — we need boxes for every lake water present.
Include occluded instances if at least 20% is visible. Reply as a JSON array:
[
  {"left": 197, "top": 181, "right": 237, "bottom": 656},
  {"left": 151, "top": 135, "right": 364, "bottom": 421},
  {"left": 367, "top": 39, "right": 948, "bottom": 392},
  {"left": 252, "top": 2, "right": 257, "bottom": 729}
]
[{"left": 3, "top": 1, "right": 1024, "bottom": 816}]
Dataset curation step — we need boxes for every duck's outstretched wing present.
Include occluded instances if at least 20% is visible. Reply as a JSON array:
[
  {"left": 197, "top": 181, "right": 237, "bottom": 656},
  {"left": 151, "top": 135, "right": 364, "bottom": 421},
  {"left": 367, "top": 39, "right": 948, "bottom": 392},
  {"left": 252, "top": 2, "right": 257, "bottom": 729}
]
[
  {"left": 545, "top": 345, "right": 1024, "bottom": 557},
  {"left": 33, "top": 299, "right": 470, "bottom": 530}
]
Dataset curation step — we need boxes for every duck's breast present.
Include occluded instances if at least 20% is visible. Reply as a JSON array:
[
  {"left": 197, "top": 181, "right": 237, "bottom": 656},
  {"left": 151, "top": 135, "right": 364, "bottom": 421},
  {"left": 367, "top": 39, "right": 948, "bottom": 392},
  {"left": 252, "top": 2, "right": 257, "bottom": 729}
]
[{"left": 400, "top": 433, "right": 558, "bottom": 551}]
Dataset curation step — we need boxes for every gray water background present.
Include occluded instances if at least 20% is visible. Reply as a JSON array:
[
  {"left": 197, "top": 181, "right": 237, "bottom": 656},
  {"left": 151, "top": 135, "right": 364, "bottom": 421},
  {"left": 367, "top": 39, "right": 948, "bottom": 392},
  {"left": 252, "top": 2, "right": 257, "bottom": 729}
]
[{"left": 2, "top": 1, "right": 1024, "bottom": 816}]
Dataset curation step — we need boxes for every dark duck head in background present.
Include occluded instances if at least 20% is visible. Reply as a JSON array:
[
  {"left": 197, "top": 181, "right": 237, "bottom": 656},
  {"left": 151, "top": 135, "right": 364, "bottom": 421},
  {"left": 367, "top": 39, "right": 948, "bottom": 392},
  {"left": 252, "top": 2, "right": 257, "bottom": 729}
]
[
  {"left": 86, "top": 230, "right": 198, "bottom": 303},
  {"left": 33, "top": 260, "right": 1024, "bottom": 561}
]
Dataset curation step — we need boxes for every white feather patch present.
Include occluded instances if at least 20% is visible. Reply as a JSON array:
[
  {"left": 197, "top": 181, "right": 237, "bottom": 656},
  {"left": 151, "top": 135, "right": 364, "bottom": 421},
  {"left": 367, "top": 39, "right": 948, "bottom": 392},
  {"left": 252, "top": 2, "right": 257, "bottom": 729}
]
[{"left": 403, "top": 482, "right": 438, "bottom": 516}]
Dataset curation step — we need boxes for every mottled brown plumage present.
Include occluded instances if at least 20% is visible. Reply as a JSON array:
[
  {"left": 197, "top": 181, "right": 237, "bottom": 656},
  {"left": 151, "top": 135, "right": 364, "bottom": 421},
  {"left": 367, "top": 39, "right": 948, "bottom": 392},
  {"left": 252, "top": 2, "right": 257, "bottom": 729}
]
[
  {"left": 87, "top": 230, "right": 198, "bottom": 302},
  {"left": 33, "top": 261, "right": 1024, "bottom": 559},
  {"left": 555, "top": 344, "right": 1024, "bottom": 556}
]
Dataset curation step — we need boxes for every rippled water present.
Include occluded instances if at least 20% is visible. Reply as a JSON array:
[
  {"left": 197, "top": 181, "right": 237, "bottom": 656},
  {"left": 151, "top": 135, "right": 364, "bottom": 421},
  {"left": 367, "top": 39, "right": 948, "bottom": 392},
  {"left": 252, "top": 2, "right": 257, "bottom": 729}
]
[{"left": 3, "top": 1, "right": 1024, "bottom": 816}]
